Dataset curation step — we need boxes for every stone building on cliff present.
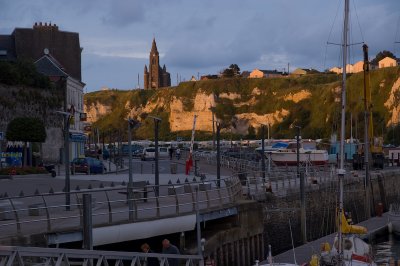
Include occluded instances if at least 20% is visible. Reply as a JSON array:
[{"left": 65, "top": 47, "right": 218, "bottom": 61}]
[{"left": 144, "top": 38, "right": 171, "bottom": 89}]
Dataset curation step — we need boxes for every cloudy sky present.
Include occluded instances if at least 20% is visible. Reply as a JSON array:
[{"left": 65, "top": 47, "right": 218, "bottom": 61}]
[{"left": 1, "top": 0, "right": 399, "bottom": 92}]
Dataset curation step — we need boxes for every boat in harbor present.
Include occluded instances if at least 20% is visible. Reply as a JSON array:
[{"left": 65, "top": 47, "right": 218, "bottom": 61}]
[
  {"left": 388, "top": 203, "right": 400, "bottom": 236},
  {"left": 269, "top": 142, "right": 329, "bottom": 166},
  {"left": 317, "top": 212, "right": 376, "bottom": 266}
]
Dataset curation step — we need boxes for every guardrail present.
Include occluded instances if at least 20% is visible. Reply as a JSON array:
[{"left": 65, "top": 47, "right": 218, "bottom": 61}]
[
  {"left": 235, "top": 165, "right": 337, "bottom": 199},
  {"left": 0, "top": 245, "right": 203, "bottom": 266},
  {"left": 0, "top": 177, "right": 242, "bottom": 240}
]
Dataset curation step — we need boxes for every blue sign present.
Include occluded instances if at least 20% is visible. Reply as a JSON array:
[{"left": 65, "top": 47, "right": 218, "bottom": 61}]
[{"left": 70, "top": 133, "right": 87, "bottom": 142}]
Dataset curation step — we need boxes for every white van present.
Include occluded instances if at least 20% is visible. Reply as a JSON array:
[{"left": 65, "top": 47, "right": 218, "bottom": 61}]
[{"left": 141, "top": 147, "right": 170, "bottom": 161}]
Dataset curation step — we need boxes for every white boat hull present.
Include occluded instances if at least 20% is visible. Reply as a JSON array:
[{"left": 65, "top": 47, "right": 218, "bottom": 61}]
[{"left": 270, "top": 149, "right": 329, "bottom": 166}]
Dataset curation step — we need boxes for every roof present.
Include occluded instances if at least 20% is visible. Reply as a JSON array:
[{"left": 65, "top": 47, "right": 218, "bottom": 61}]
[
  {"left": 260, "top": 70, "right": 283, "bottom": 75},
  {"left": 34, "top": 54, "right": 68, "bottom": 77},
  {"left": 378, "top": 56, "right": 397, "bottom": 63},
  {"left": 0, "top": 35, "right": 16, "bottom": 61}
]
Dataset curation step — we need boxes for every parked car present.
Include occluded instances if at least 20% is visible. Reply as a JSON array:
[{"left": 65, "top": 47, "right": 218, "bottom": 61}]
[
  {"left": 141, "top": 147, "right": 170, "bottom": 161},
  {"left": 70, "top": 157, "right": 106, "bottom": 175}
]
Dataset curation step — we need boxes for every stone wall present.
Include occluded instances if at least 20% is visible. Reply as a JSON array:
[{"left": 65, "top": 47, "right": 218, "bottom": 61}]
[{"left": 0, "top": 84, "right": 63, "bottom": 162}]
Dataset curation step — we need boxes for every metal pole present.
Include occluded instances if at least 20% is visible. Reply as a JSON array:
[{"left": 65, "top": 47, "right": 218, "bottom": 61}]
[
  {"left": 128, "top": 119, "right": 133, "bottom": 221},
  {"left": 212, "top": 112, "right": 216, "bottom": 151},
  {"left": 261, "top": 125, "right": 266, "bottom": 183},
  {"left": 82, "top": 194, "right": 93, "bottom": 250},
  {"left": 64, "top": 116, "right": 71, "bottom": 211},
  {"left": 338, "top": 0, "right": 350, "bottom": 264},
  {"left": 363, "top": 44, "right": 371, "bottom": 219},
  {"left": 155, "top": 119, "right": 160, "bottom": 196},
  {"left": 300, "top": 172, "right": 307, "bottom": 244},
  {"left": 196, "top": 187, "right": 202, "bottom": 256},
  {"left": 296, "top": 126, "right": 301, "bottom": 179},
  {"left": 216, "top": 122, "right": 221, "bottom": 188},
  {"left": 0, "top": 140, "right": 2, "bottom": 169}
]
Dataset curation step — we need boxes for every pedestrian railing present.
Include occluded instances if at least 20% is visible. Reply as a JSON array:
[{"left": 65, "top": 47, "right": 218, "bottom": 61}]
[
  {"left": 0, "top": 176, "right": 242, "bottom": 240},
  {"left": 0, "top": 245, "right": 203, "bottom": 266}
]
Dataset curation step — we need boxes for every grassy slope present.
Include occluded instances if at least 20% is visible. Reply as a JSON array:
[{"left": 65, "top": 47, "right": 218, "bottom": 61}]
[{"left": 84, "top": 67, "right": 400, "bottom": 141}]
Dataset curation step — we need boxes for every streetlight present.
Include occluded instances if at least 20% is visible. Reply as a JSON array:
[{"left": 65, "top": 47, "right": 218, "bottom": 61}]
[
  {"left": 216, "top": 121, "right": 221, "bottom": 188},
  {"left": 260, "top": 124, "right": 266, "bottom": 183},
  {"left": 295, "top": 126, "right": 301, "bottom": 179},
  {"left": 56, "top": 110, "right": 71, "bottom": 211},
  {"left": 149, "top": 115, "right": 161, "bottom": 196},
  {"left": 128, "top": 118, "right": 140, "bottom": 220}
]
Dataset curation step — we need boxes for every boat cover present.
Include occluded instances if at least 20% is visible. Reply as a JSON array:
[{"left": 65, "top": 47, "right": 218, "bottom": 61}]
[{"left": 340, "top": 212, "right": 367, "bottom": 234}]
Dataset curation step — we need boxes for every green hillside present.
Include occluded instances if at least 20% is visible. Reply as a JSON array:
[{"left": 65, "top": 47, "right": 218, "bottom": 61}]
[{"left": 84, "top": 67, "right": 400, "bottom": 142}]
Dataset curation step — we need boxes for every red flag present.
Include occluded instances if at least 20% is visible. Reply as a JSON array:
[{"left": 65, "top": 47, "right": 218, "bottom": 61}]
[{"left": 185, "top": 153, "right": 193, "bottom": 175}]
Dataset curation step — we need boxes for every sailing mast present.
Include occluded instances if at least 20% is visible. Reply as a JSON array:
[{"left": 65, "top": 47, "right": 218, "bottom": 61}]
[{"left": 338, "top": 0, "right": 350, "bottom": 264}]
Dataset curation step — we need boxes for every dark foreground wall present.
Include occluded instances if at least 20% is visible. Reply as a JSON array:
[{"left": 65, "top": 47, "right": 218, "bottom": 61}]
[{"left": 264, "top": 170, "right": 400, "bottom": 256}]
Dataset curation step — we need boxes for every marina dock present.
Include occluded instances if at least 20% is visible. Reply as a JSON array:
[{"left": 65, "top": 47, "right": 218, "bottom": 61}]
[{"left": 273, "top": 213, "right": 390, "bottom": 264}]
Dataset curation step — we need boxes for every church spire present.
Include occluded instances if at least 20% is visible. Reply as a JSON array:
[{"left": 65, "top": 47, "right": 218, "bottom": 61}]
[{"left": 151, "top": 38, "right": 158, "bottom": 52}]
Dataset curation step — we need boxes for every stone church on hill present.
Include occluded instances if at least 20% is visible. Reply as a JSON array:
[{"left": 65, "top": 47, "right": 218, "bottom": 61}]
[{"left": 144, "top": 38, "right": 171, "bottom": 89}]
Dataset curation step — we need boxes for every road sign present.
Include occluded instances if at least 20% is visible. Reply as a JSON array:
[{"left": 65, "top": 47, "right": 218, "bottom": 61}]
[{"left": 0, "top": 132, "right": 3, "bottom": 141}]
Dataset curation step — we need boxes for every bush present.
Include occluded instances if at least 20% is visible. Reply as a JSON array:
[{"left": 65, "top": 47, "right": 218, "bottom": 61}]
[{"left": 0, "top": 60, "right": 52, "bottom": 89}]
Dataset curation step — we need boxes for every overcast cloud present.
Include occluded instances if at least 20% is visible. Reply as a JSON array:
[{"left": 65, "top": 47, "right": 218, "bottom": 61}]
[{"left": 1, "top": 0, "right": 399, "bottom": 92}]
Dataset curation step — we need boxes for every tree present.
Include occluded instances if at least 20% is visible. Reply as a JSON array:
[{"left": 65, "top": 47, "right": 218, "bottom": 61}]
[
  {"left": 221, "top": 64, "right": 241, "bottom": 78},
  {"left": 371, "top": 50, "right": 397, "bottom": 66},
  {"left": 229, "top": 64, "right": 241, "bottom": 76},
  {"left": 6, "top": 117, "right": 47, "bottom": 166}
]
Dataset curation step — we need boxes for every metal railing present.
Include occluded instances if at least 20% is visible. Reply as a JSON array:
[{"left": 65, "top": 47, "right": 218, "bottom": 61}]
[
  {"left": 0, "top": 177, "right": 242, "bottom": 240},
  {"left": 0, "top": 245, "right": 203, "bottom": 266}
]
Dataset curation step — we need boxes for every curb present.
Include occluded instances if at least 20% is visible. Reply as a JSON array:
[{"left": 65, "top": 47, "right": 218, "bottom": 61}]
[
  {"left": 0, "top": 175, "right": 12, "bottom": 180},
  {"left": 11, "top": 173, "right": 53, "bottom": 179}
]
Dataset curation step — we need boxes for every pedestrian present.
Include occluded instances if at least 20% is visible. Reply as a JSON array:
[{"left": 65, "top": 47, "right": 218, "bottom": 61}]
[
  {"left": 169, "top": 146, "right": 173, "bottom": 160},
  {"left": 162, "top": 239, "right": 180, "bottom": 266},
  {"left": 176, "top": 148, "right": 181, "bottom": 160},
  {"left": 141, "top": 243, "right": 159, "bottom": 266},
  {"left": 97, "top": 148, "right": 102, "bottom": 160}
]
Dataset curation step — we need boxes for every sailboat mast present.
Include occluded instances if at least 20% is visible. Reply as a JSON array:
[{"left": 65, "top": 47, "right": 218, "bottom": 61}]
[{"left": 338, "top": 0, "right": 350, "bottom": 264}]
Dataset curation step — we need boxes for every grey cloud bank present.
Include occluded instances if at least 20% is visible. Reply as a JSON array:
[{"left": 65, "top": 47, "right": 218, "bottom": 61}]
[{"left": 0, "top": 0, "right": 399, "bottom": 91}]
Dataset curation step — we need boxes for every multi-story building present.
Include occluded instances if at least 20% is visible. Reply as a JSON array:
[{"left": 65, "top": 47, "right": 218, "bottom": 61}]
[{"left": 0, "top": 22, "right": 85, "bottom": 162}]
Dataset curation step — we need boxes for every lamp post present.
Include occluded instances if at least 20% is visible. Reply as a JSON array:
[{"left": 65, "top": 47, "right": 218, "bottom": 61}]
[
  {"left": 216, "top": 122, "right": 221, "bottom": 188},
  {"left": 149, "top": 116, "right": 161, "bottom": 196},
  {"left": 295, "top": 126, "right": 301, "bottom": 179},
  {"left": 128, "top": 118, "right": 140, "bottom": 220},
  {"left": 56, "top": 110, "right": 71, "bottom": 211},
  {"left": 261, "top": 124, "right": 266, "bottom": 183}
]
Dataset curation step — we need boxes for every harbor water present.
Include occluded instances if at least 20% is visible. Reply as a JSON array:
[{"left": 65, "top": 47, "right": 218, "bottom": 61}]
[{"left": 373, "top": 234, "right": 400, "bottom": 265}]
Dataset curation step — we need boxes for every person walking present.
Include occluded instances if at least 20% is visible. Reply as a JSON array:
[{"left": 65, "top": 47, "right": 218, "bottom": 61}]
[
  {"left": 169, "top": 146, "right": 173, "bottom": 160},
  {"left": 176, "top": 148, "right": 181, "bottom": 160},
  {"left": 161, "top": 239, "right": 180, "bottom": 266},
  {"left": 141, "top": 243, "right": 159, "bottom": 266}
]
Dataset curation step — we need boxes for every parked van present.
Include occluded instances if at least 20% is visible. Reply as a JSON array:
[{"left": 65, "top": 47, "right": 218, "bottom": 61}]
[{"left": 141, "top": 147, "right": 170, "bottom": 161}]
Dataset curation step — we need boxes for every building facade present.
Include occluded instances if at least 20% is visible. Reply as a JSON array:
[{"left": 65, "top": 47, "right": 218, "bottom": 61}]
[
  {"left": 144, "top": 38, "right": 171, "bottom": 89},
  {"left": 249, "top": 69, "right": 283, "bottom": 78},
  {"left": 0, "top": 22, "right": 85, "bottom": 162},
  {"left": 379, "top": 57, "right": 397, "bottom": 68}
]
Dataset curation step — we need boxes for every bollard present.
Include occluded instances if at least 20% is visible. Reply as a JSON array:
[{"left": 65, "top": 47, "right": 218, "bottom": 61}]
[
  {"left": 83, "top": 194, "right": 93, "bottom": 250},
  {"left": 376, "top": 203, "right": 383, "bottom": 217}
]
